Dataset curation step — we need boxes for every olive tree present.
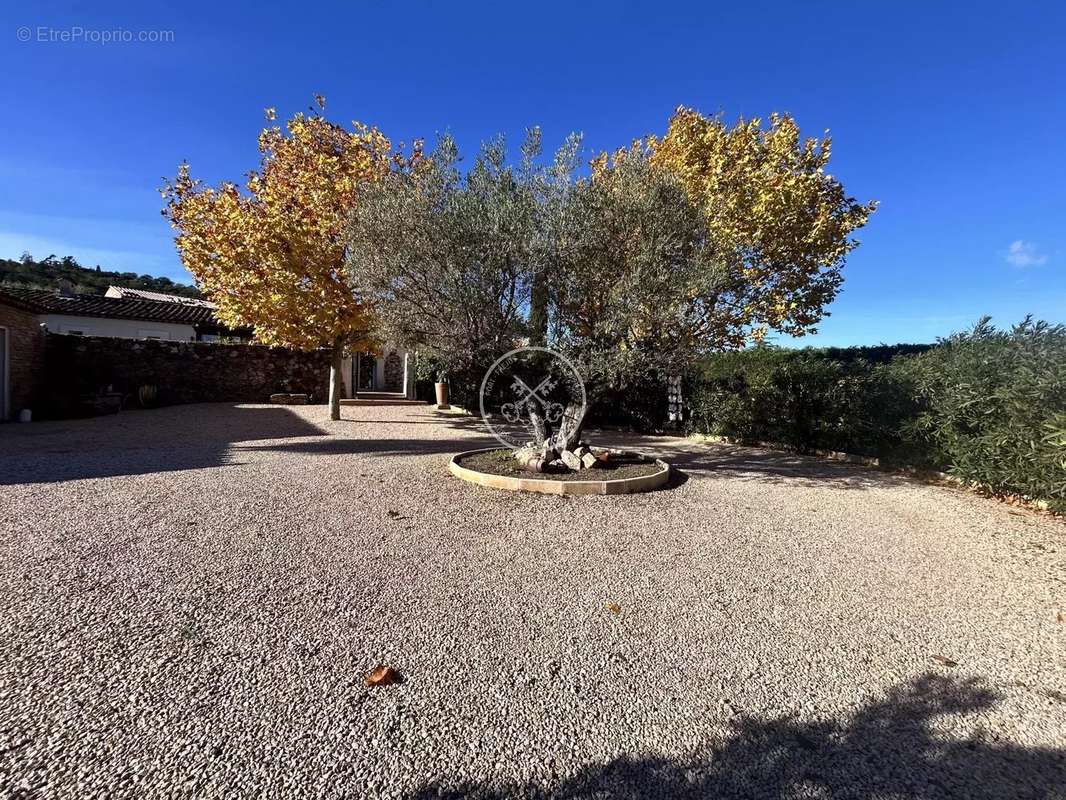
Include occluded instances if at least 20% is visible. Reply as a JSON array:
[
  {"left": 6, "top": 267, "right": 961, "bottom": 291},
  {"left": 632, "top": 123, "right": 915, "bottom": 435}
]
[
  {"left": 348, "top": 110, "right": 874, "bottom": 471},
  {"left": 345, "top": 130, "right": 568, "bottom": 406},
  {"left": 514, "top": 145, "right": 721, "bottom": 453}
]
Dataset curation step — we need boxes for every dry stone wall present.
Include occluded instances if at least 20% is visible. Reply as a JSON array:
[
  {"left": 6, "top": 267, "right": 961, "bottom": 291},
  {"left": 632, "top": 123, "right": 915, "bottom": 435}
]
[{"left": 43, "top": 334, "right": 331, "bottom": 417}]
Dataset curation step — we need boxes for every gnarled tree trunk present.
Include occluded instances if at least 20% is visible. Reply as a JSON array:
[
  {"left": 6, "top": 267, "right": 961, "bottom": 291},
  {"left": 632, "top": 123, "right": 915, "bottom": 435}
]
[
  {"left": 518, "top": 401, "right": 587, "bottom": 471},
  {"left": 549, "top": 401, "right": 585, "bottom": 454},
  {"left": 528, "top": 403, "right": 551, "bottom": 447}
]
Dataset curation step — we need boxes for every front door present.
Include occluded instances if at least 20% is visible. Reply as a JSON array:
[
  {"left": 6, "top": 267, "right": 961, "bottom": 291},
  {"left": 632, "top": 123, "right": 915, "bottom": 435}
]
[{"left": 357, "top": 354, "right": 376, "bottom": 391}]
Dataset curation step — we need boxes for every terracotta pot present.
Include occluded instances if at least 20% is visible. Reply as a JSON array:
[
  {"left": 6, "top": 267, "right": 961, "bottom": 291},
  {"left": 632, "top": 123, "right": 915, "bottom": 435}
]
[{"left": 434, "top": 382, "right": 450, "bottom": 409}]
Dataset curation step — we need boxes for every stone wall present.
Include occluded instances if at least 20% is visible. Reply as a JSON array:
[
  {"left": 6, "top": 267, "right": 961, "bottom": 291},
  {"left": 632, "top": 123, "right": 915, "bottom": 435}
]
[
  {"left": 0, "top": 300, "right": 46, "bottom": 419},
  {"left": 43, "top": 334, "right": 332, "bottom": 417}
]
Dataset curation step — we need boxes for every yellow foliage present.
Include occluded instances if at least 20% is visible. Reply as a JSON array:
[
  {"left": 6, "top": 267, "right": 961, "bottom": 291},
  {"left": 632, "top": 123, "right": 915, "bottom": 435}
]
[
  {"left": 648, "top": 106, "right": 877, "bottom": 344},
  {"left": 161, "top": 104, "right": 394, "bottom": 352}
]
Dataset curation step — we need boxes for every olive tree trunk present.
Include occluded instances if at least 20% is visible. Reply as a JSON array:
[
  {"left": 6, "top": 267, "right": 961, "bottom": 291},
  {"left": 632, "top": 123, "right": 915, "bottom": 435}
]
[
  {"left": 328, "top": 338, "right": 345, "bottom": 421},
  {"left": 519, "top": 401, "right": 586, "bottom": 470},
  {"left": 549, "top": 401, "right": 586, "bottom": 453}
]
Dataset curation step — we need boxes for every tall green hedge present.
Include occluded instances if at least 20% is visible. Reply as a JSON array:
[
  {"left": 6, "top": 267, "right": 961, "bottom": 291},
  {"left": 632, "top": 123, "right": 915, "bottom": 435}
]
[{"left": 687, "top": 320, "right": 1066, "bottom": 510}]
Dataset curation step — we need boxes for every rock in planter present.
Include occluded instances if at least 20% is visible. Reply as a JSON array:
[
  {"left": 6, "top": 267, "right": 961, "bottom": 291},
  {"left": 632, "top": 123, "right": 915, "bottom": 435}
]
[
  {"left": 514, "top": 444, "right": 550, "bottom": 473},
  {"left": 580, "top": 452, "right": 599, "bottom": 470},
  {"left": 560, "top": 449, "right": 583, "bottom": 471}
]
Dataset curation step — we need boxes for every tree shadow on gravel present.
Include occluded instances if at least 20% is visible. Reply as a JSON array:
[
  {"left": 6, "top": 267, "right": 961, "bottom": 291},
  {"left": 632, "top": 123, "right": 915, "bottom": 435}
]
[
  {"left": 0, "top": 404, "right": 504, "bottom": 485},
  {"left": 0, "top": 404, "right": 327, "bottom": 484},
  {"left": 599, "top": 435, "right": 909, "bottom": 492},
  {"left": 237, "top": 436, "right": 495, "bottom": 458},
  {"left": 407, "top": 674, "right": 1065, "bottom": 800}
]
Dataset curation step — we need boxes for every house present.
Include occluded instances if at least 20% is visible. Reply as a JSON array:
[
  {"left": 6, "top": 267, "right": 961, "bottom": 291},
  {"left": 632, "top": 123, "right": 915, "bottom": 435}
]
[
  {"left": 0, "top": 285, "right": 245, "bottom": 420},
  {"left": 103, "top": 286, "right": 216, "bottom": 307},
  {"left": 0, "top": 285, "right": 245, "bottom": 342},
  {"left": 0, "top": 285, "right": 415, "bottom": 419}
]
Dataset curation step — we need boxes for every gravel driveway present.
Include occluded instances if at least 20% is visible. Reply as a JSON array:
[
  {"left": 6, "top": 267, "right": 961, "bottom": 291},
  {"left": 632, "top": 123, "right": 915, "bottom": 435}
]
[{"left": 1, "top": 402, "right": 1063, "bottom": 799}]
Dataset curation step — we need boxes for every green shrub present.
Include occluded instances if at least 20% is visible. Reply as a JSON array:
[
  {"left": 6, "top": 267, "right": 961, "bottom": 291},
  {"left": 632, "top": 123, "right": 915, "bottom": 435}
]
[
  {"left": 896, "top": 317, "right": 1066, "bottom": 510},
  {"left": 686, "top": 322, "right": 1066, "bottom": 510},
  {"left": 688, "top": 346, "right": 924, "bottom": 460},
  {"left": 591, "top": 373, "right": 673, "bottom": 431}
]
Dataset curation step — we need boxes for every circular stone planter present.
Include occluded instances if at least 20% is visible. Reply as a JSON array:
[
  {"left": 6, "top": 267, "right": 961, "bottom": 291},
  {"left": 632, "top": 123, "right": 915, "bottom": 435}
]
[{"left": 449, "top": 447, "right": 671, "bottom": 495}]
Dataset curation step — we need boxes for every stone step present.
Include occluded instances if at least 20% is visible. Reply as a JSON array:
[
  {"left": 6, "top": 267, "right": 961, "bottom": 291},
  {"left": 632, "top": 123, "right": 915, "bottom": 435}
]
[{"left": 340, "top": 394, "right": 424, "bottom": 406}]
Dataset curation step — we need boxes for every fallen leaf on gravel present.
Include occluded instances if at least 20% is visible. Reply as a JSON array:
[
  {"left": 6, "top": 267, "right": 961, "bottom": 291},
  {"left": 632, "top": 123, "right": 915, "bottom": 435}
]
[
  {"left": 605, "top": 602, "right": 622, "bottom": 614},
  {"left": 931, "top": 655, "right": 958, "bottom": 667},
  {"left": 386, "top": 510, "right": 401, "bottom": 518},
  {"left": 1057, "top": 611, "right": 1063, "bottom": 624},
  {"left": 365, "top": 665, "right": 401, "bottom": 687}
]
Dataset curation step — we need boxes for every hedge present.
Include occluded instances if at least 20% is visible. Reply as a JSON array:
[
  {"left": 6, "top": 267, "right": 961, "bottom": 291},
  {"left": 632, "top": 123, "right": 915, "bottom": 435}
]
[{"left": 686, "top": 319, "right": 1066, "bottom": 511}]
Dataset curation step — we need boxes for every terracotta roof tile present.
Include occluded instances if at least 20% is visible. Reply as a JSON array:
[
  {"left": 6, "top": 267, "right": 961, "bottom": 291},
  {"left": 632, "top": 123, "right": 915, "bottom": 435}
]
[
  {"left": 105, "top": 286, "right": 216, "bottom": 307},
  {"left": 0, "top": 286, "right": 223, "bottom": 327}
]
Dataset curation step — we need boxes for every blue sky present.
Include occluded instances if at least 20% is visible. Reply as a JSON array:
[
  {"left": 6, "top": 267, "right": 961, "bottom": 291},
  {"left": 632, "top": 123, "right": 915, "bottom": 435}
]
[{"left": 1, "top": 1, "right": 1063, "bottom": 346}]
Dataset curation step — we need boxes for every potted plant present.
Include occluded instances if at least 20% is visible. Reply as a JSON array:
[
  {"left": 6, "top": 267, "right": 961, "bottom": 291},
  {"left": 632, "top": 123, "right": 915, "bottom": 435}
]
[
  {"left": 415, "top": 354, "right": 451, "bottom": 409},
  {"left": 434, "top": 370, "right": 450, "bottom": 409},
  {"left": 138, "top": 384, "right": 159, "bottom": 408}
]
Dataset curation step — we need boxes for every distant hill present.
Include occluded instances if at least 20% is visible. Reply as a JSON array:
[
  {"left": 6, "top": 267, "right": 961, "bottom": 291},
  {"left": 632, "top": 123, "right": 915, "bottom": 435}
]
[{"left": 0, "top": 253, "right": 201, "bottom": 298}]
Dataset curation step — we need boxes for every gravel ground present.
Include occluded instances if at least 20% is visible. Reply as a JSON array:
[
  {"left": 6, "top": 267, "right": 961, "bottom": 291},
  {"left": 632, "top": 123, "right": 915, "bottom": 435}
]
[{"left": 0, "top": 402, "right": 1063, "bottom": 799}]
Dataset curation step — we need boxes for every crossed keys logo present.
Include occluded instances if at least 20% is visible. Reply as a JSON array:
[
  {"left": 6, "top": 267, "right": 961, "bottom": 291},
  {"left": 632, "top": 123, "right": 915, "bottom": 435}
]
[
  {"left": 479, "top": 346, "right": 587, "bottom": 450},
  {"left": 501, "top": 376, "right": 564, "bottom": 424}
]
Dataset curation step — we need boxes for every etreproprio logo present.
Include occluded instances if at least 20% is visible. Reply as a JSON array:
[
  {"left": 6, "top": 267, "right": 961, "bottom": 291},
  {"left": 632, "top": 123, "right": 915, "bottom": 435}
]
[{"left": 478, "top": 347, "right": 586, "bottom": 450}]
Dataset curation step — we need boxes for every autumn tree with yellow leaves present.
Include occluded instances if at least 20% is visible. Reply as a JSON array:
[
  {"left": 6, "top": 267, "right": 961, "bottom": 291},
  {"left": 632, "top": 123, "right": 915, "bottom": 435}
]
[
  {"left": 551, "top": 109, "right": 875, "bottom": 367},
  {"left": 648, "top": 107, "right": 877, "bottom": 345},
  {"left": 547, "top": 106, "right": 875, "bottom": 436},
  {"left": 161, "top": 98, "right": 392, "bottom": 420}
]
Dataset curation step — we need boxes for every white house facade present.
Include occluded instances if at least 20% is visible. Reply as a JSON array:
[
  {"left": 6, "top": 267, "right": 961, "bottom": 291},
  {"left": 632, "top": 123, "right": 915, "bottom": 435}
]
[
  {"left": 341, "top": 348, "right": 416, "bottom": 399},
  {"left": 39, "top": 313, "right": 199, "bottom": 340}
]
